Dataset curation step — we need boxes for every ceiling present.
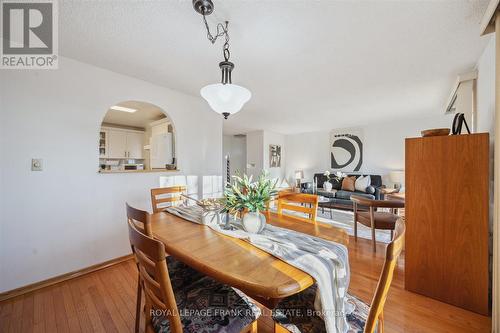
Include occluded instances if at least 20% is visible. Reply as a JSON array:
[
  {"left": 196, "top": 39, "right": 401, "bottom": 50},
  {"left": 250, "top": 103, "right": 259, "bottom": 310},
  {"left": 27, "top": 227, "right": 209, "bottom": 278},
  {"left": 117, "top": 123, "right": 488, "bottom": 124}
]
[
  {"left": 102, "top": 101, "right": 166, "bottom": 128},
  {"left": 60, "top": 0, "right": 491, "bottom": 135}
]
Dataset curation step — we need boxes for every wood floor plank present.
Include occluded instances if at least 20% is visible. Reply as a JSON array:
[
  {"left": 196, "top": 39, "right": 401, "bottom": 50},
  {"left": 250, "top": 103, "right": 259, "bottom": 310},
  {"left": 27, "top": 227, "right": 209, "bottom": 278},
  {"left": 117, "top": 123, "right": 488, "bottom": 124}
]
[
  {"left": 0, "top": 301, "right": 13, "bottom": 332},
  {"left": 20, "top": 294, "right": 34, "bottom": 333},
  {"left": 76, "top": 275, "right": 107, "bottom": 333},
  {"left": 97, "top": 266, "right": 136, "bottom": 331},
  {"left": 7, "top": 296, "right": 23, "bottom": 333},
  {"left": 89, "top": 273, "right": 131, "bottom": 333},
  {"left": 32, "top": 291, "right": 45, "bottom": 333},
  {"left": 40, "top": 287, "right": 57, "bottom": 333},
  {"left": 51, "top": 285, "right": 71, "bottom": 333},
  {"left": 60, "top": 283, "right": 82, "bottom": 333},
  {"left": 68, "top": 277, "right": 94, "bottom": 333}
]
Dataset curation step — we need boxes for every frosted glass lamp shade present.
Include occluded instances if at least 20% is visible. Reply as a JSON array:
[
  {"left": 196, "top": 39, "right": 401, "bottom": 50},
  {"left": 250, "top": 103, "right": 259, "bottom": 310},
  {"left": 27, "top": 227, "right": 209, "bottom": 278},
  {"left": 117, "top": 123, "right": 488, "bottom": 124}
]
[{"left": 200, "top": 83, "right": 251, "bottom": 117}]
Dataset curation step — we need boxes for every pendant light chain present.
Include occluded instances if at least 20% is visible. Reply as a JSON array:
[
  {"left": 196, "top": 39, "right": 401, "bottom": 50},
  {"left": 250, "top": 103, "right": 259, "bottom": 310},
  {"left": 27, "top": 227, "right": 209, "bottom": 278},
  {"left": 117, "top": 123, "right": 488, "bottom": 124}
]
[{"left": 202, "top": 14, "right": 230, "bottom": 61}]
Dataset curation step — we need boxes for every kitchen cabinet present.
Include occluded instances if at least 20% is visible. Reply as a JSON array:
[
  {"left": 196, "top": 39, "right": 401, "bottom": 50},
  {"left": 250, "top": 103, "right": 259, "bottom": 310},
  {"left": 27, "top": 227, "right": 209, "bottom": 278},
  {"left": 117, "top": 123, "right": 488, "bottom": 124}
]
[
  {"left": 127, "top": 132, "right": 144, "bottom": 159},
  {"left": 107, "top": 129, "right": 127, "bottom": 158},
  {"left": 103, "top": 127, "right": 144, "bottom": 159}
]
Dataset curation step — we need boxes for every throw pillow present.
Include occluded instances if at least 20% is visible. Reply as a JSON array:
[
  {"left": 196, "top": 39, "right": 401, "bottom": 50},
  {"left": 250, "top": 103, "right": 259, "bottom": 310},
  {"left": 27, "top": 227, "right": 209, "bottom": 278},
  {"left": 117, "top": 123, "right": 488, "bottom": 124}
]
[
  {"left": 355, "top": 175, "right": 371, "bottom": 193},
  {"left": 341, "top": 176, "right": 356, "bottom": 192}
]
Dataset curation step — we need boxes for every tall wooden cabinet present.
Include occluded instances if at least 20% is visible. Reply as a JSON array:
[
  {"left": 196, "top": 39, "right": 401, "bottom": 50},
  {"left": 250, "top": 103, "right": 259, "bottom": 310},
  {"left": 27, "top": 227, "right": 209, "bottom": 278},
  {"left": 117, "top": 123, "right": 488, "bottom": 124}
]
[{"left": 405, "top": 133, "right": 489, "bottom": 315}]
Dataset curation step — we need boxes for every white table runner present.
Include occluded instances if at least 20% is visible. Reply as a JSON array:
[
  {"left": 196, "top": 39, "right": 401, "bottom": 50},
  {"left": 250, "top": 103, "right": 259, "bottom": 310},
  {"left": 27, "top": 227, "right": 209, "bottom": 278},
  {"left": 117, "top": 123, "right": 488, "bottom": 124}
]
[{"left": 166, "top": 205, "right": 352, "bottom": 333}]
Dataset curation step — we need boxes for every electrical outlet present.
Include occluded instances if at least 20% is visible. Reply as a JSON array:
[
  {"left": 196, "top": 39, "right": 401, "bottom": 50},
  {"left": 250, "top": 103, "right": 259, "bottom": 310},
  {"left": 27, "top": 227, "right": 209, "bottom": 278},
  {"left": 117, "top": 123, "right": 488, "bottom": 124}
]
[{"left": 31, "top": 158, "right": 43, "bottom": 171}]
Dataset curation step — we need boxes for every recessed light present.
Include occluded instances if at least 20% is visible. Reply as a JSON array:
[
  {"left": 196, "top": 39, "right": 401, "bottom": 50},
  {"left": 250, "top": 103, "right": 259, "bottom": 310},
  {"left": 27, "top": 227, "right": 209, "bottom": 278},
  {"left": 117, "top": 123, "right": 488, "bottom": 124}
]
[{"left": 110, "top": 105, "right": 137, "bottom": 113}]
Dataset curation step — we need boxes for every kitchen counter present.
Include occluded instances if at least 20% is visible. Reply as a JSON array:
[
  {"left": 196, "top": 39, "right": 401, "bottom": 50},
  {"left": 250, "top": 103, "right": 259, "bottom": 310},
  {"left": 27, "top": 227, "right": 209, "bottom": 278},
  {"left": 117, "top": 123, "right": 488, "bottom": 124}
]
[{"left": 98, "top": 169, "right": 179, "bottom": 174}]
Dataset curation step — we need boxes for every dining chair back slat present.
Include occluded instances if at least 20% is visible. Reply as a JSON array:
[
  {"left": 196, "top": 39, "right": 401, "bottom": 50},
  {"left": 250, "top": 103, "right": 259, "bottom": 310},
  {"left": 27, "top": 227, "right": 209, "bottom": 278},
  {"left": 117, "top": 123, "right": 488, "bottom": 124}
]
[
  {"left": 277, "top": 192, "right": 319, "bottom": 222},
  {"left": 151, "top": 186, "right": 187, "bottom": 213}
]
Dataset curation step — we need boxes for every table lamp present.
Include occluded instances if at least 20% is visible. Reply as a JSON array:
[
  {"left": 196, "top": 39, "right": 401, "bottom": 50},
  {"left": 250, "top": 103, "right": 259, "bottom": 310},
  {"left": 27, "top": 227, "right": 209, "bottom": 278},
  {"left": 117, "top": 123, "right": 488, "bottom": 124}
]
[
  {"left": 389, "top": 170, "right": 405, "bottom": 190},
  {"left": 295, "top": 170, "right": 304, "bottom": 188}
]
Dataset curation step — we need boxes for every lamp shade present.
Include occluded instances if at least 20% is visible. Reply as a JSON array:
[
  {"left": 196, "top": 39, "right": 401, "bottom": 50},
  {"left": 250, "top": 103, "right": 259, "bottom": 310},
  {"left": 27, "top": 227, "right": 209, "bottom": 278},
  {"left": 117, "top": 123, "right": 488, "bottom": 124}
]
[
  {"left": 200, "top": 83, "right": 251, "bottom": 116},
  {"left": 389, "top": 170, "right": 405, "bottom": 184},
  {"left": 295, "top": 170, "right": 304, "bottom": 180}
]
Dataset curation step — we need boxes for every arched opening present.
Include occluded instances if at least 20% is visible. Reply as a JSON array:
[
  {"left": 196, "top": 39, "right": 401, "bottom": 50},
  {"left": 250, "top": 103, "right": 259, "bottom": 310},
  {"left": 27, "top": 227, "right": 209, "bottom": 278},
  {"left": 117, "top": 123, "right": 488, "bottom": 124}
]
[{"left": 98, "top": 101, "right": 177, "bottom": 173}]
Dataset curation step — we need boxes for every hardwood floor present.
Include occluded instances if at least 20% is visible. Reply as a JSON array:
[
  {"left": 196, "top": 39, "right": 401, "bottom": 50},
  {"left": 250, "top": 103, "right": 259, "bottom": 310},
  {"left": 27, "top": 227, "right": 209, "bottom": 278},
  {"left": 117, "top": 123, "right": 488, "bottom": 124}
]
[{"left": 0, "top": 235, "right": 491, "bottom": 332}]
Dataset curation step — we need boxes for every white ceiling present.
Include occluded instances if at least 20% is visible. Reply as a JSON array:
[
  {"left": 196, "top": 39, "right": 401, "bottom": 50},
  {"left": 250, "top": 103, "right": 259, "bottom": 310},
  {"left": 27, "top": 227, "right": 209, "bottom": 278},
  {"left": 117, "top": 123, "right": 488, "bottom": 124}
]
[
  {"left": 102, "top": 101, "right": 166, "bottom": 128},
  {"left": 60, "top": 0, "right": 491, "bottom": 135}
]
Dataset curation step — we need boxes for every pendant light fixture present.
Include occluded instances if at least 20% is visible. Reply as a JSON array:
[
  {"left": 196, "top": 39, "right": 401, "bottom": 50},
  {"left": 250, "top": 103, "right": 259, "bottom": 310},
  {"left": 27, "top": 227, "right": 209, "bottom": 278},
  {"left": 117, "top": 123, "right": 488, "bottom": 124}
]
[{"left": 193, "top": 0, "right": 251, "bottom": 119}]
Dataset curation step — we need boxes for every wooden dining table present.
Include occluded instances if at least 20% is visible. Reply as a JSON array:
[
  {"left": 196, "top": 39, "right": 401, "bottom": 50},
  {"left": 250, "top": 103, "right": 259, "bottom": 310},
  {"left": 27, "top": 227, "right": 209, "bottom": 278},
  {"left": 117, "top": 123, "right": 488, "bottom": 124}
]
[{"left": 150, "top": 211, "right": 349, "bottom": 308}]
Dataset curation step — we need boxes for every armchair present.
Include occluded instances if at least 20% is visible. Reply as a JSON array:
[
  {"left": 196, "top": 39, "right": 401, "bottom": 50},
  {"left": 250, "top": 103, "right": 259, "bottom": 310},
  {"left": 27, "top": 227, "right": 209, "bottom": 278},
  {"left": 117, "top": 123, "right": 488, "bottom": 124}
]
[{"left": 351, "top": 195, "right": 405, "bottom": 252}]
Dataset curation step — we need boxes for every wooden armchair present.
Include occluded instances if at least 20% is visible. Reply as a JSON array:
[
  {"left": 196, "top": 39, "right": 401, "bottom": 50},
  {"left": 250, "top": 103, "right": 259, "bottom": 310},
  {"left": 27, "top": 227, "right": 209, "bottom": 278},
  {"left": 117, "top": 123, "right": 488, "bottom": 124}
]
[{"left": 351, "top": 195, "right": 405, "bottom": 252}]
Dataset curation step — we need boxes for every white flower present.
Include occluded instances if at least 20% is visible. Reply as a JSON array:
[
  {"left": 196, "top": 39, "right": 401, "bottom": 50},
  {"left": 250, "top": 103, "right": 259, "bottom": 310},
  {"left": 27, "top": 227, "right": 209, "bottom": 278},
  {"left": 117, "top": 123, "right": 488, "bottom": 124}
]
[
  {"left": 324, "top": 170, "right": 330, "bottom": 176},
  {"left": 335, "top": 171, "right": 344, "bottom": 178}
]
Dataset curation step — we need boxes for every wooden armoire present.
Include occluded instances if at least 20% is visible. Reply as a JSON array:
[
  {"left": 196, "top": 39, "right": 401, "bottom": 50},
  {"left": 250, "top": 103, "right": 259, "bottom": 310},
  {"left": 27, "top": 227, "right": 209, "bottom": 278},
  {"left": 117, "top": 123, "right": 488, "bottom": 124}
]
[{"left": 405, "top": 133, "right": 489, "bottom": 315}]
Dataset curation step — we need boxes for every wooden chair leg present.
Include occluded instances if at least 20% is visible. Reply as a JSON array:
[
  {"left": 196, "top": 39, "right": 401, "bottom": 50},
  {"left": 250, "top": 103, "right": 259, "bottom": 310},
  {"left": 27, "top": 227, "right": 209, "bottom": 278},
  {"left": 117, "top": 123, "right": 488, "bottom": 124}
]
[
  {"left": 135, "top": 276, "right": 142, "bottom": 333},
  {"left": 370, "top": 207, "right": 376, "bottom": 252},
  {"left": 353, "top": 202, "right": 358, "bottom": 241},
  {"left": 354, "top": 220, "right": 358, "bottom": 241}
]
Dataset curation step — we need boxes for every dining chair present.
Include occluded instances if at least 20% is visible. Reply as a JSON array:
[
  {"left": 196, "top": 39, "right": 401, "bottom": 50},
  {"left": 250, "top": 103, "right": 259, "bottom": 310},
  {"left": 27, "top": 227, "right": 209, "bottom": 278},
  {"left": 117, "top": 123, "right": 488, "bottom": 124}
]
[
  {"left": 126, "top": 203, "right": 204, "bottom": 333},
  {"left": 127, "top": 218, "right": 260, "bottom": 333},
  {"left": 273, "top": 217, "right": 406, "bottom": 333},
  {"left": 351, "top": 195, "right": 404, "bottom": 252},
  {"left": 277, "top": 191, "right": 319, "bottom": 223},
  {"left": 150, "top": 186, "right": 187, "bottom": 213}
]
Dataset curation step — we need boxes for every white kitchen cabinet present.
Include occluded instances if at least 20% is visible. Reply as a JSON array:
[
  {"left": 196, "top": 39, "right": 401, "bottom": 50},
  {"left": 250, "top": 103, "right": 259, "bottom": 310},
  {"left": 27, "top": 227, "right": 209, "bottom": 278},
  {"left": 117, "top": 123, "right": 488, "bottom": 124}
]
[
  {"left": 107, "top": 129, "right": 127, "bottom": 158},
  {"left": 103, "top": 127, "right": 144, "bottom": 159},
  {"left": 126, "top": 132, "right": 144, "bottom": 159}
]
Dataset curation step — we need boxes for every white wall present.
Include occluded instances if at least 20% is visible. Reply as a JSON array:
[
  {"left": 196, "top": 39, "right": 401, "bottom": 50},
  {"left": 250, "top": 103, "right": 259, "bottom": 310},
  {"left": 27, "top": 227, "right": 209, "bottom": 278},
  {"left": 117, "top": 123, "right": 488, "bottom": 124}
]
[
  {"left": 0, "top": 57, "right": 222, "bottom": 292},
  {"left": 246, "top": 131, "right": 264, "bottom": 179},
  {"left": 477, "top": 36, "right": 495, "bottom": 136},
  {"left": 223, "top": 135, "right": 247, "bottom": 179},
  {"left": 476, "top": 35, "right": 495, "bottom": 234},
  {"left": 284, "top": 114, "right": 452, "bottom": 185}
]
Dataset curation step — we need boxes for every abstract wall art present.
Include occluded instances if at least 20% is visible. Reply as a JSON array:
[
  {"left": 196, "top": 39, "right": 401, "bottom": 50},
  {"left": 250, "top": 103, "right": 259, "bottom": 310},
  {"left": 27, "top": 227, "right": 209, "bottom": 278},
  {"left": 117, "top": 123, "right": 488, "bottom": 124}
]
[{"left": 330, "top": 128, "right": 363, "bottom": 171}]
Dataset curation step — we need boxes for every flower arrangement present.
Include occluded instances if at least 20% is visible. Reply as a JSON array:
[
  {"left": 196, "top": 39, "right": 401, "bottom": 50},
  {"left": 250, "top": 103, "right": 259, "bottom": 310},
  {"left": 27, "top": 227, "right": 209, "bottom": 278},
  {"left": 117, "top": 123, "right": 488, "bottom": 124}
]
[
  {"left": 325, "top": 170, "right": 345, "bottom": 182},
  {"left": 224, "top": 172, "right": 278, "bottom": 214}
]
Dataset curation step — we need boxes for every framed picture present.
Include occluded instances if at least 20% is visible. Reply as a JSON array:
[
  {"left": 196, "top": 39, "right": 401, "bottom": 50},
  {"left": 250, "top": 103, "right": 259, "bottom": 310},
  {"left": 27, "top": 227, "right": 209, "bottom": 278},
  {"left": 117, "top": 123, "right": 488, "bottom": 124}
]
[
  {"left": 269, "top": 144, "right": 281, "bottom": 168},
  {"left": 330, "top": 128, "right": 363, "bottom": 172}
]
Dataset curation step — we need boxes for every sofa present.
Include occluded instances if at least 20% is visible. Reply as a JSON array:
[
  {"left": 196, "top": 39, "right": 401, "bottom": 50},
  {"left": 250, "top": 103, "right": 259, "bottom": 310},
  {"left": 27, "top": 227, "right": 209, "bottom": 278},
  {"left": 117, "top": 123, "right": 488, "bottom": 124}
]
[{"left": 304, "top": 173, "right": 384, "bottom": 211}]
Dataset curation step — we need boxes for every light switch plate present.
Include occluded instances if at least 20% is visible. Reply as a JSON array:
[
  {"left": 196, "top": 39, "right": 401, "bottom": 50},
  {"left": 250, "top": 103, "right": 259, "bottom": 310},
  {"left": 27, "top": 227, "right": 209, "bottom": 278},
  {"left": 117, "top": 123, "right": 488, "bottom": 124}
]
[{"left": 31, "top": 158, "right": 43, "bottom": 171}]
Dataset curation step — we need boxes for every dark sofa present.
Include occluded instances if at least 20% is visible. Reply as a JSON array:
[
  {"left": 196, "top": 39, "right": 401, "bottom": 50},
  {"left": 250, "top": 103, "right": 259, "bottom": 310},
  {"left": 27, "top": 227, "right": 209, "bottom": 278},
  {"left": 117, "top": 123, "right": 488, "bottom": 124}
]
[{"left": 304, "top": 173, "right": 383, "bottom": 211}]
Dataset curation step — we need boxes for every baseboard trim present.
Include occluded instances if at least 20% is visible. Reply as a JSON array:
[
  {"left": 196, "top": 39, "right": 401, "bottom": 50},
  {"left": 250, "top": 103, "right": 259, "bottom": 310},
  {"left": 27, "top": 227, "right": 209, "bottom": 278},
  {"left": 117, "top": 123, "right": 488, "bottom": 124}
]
[{"left": 0, "top": 254, "right": 134, "bottom": 302}]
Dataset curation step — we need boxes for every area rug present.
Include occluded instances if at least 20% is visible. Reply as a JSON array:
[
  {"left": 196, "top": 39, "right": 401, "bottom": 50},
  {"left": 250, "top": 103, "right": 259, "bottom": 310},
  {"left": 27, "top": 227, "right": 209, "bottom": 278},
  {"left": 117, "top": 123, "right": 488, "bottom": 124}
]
[
  {"left": 274, "top": 207, "right": 392, "bottom": 244},
  {"left": 316, "top": 208, "right": 392, "bottom": 244}
]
